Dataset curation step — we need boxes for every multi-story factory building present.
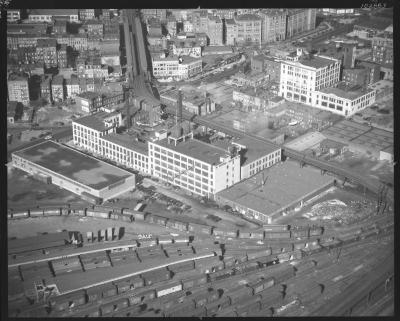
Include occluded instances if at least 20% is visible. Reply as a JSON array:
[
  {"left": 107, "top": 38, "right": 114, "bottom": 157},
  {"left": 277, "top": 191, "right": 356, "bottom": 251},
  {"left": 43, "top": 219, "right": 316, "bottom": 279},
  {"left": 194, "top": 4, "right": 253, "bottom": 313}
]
[
  {"left": 148, "top": 134, "right": 241, "bottom": 198},
  {"left": 151, "top": 55, "right": 202, "bottom": 81},
  {"left": 99, "top": 133, "right": 150, "bottom": 175},
  {"left": 232, "top": 137, "right": 281, "bottom": 180},
  {"left": 207, "top": 15, "right": 223, "bottom": 46},
  {"left": 372, "top": 32, "right": 393, "bottom": 65},
  {"left": 279, "top": 51, "right": 341, "bottom": 105},
  {"left": 78, "top": 9, "right": 95, "bottom": 21},
  {"left": 72, "top": 111, "right": 122, "bottom": 154},
  {"left": 28, "top": 9, "right": 79, "bottom": 23},
  {"left": 36, "top": 38, "right": 58, "bottom": 68}
]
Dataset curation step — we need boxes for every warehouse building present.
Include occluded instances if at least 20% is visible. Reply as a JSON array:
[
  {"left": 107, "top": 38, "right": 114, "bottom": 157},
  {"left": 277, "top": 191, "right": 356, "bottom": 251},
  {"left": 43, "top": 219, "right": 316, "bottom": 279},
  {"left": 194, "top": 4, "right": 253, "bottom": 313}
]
[
  {"left": 11, "top": 141, "right": 135, "bottom": 203},
  {"left": 215, "top": 160, "right": 334, "bottom": 223}
]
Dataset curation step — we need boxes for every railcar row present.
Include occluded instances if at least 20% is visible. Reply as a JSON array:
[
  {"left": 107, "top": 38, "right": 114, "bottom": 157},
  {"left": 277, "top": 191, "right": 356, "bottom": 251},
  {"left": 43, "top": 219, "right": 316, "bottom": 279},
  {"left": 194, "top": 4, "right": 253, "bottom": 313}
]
[
  {"left": 11, "top": 225, "right": 390, "bottom": 318},
  {"left": 8, "top": 206, "right": 325, "bottom": 241},
  {"left": 46, "top": 253, "right": 298, "bottom": 318}
]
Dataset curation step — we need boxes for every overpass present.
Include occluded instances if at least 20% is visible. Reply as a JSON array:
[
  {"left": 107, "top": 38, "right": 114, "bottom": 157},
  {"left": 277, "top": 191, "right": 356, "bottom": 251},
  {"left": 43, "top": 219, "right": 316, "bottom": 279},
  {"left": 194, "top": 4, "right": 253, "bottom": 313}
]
[{"left": 122, "top": 9, "right": 393, "bottom": 205}]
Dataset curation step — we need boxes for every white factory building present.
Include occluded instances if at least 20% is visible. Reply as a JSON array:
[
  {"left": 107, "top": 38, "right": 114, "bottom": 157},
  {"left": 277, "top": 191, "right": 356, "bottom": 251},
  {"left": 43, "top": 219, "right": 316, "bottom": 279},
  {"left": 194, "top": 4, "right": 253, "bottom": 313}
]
[
  {"left": 278, "top": 51, "right": 375, "bottom": 116},
  {"left": 151, "top": 55, "right": 202, "bottom": 81},
  {"left": 148, "top": 132, "right": 241, "bottom": 198},
  {"left": 72, "top": 111, "right": 122, "bottom": 155}
]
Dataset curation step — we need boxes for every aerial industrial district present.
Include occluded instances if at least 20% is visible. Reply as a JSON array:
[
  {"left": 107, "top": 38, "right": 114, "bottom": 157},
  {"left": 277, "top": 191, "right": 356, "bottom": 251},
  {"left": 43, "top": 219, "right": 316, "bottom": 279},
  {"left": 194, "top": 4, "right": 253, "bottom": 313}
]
[{"left": 6, "top": 7, "right": 393, "bottom": 317}]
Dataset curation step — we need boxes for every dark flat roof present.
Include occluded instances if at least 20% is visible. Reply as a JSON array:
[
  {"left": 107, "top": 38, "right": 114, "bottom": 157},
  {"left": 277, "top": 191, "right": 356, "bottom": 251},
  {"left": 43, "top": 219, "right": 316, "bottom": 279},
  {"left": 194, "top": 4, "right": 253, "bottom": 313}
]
[
  {"left": 13, "top": 141, "right": 132, "bottom": 190},
  {"left": 154, "top": 137, "right": 231, "bottom": 165}
]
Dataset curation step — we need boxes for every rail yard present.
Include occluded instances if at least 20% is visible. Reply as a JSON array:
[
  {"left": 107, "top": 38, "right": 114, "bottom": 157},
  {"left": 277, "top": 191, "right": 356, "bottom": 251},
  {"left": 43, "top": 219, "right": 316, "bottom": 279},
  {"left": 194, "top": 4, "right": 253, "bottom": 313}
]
[{"left": 7, "top": 8, "right": 394, "bottom": 318}]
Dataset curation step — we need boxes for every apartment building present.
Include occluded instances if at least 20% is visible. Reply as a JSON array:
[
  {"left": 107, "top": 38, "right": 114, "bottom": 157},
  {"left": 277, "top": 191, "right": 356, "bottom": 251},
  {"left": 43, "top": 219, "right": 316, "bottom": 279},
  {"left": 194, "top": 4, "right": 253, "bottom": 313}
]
[
  {"left": 36, "top": 38, "right": 58, "bottom": 68},
  {"left": 192, "top": 10, "right": 209, "bottom": 34},
  {"left": 40, "top": 75, "right": 52, "bottom": 103},
  {"left": 285, "top": 9, "right": 316, "bottom": 39},
  {"left": 85, "top": 20, "right": 104, "bottom": 38},
  {"left": 251, "top": 55, "right": 282, "bottom": 82},
  {"left": 51, "top": 75, "right": 65, "bottom": 102},
  {"left": 207, "top": 16, "right": 223, "bottom": 46},
  {"left": 235, "top": 14, "right": 262, "bottom": 46},
  {"left": 65, "top": 75, "right": 80, "bottom": 99},
  {"left": 148, "top": 135, "right": 241, "bottom": 198},
  {"left": 7, "top": 10, "right": 20, "bottom": 22},
  {"left": 72, "top": 111, "right": 122, "bottom": 154},
  {"left": 279, "top": 52, "right": 341, "bottom": 106},
  {"left": 79, "top": 9, "right": 95, "bottom": 21},
  {"left": 57, "top": 44, "right": 68, "bottom": 68},
  {"left": 8, "top": 74, "right": 30, "bottom": 106},
  {"left": 183, "top": 20, "right": 194, "bottom": 33},
  {"left": 152, "top": 55, "right": 202, "bottom": 80},
  {"left": 75, "top": 91, "right": 103, "bottom": 113},
  {"left": 372, "top": 32, "right": 393, "bottom": 65},
  {"left": 225, "top": 19, "right": 238, "bottom": 45},
  {"left": 99, "top": 133, "right": 150, "bottom": 174},
  {"left": 53, "top": 20, "right": 67, "bottom": 34},
  {"left": 166, "top": 17, "right": 177, "bottom": 37},
  {"left": 212, "top": 9, "right": 236, "bottom": 19},
  {"left": 259, "top": 9, "right": 287, "bottom": 43}
]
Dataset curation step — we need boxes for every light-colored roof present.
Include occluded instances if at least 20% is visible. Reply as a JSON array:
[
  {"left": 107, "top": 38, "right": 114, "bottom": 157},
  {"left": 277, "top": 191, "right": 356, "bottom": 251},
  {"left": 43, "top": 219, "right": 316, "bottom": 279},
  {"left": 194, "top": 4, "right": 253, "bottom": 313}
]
[
  {"left": 101, "top": 133, "right": 148, "bottom": 155},
  {"left": 216, "top": 160, "right": 333, "bottom": 216},
  {"left": 154, "top": 137, "right": 231, "bottom": 165},
  {"left": 299, "top": 55, "right": 338, "bottom": 69},
  {"left": 233, "top": 137, "right": 280, "bottom": 166},
  {"left": 236, "top": 14, "right": 261, "bottom": 21},
  {"left": 318, "top": 84, "right": 374, "bottom": 101},
  {"left": 73, "top": 111, "right": 119, "bottom": 132}
]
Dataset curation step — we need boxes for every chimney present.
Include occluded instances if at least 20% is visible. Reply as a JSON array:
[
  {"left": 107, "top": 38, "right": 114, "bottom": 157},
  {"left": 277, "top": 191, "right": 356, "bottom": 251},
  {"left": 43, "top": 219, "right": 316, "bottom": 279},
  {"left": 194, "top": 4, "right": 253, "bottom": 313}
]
[{"left": 177, "top": 89, "right": 183, "bottom": 136}]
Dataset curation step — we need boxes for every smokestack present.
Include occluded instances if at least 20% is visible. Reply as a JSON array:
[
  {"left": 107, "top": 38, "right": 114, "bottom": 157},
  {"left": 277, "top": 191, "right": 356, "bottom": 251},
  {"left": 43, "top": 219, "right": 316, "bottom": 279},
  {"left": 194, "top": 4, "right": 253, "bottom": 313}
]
[{"left": 177, "top": 89, "right": 183, "bottom": 136}]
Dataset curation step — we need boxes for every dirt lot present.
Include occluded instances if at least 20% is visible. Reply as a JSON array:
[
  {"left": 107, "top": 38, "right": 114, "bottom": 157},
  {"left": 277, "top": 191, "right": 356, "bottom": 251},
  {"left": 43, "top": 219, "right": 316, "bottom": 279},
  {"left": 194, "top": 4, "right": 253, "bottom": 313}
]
[
  {"left": 351, "top": 96, "right": 393, "bottom": 132},
  {"left": 35, "top": 103, "right": 84, "bottom": 127},
  {"left": 274, "top": 185, "right": 379, "bottom": 227},
  {"left": 329, "top": 150, "right": 394, "bottom": 185},
  {"left": 8, "top": 216, "right": 178, "bottom": 239}
]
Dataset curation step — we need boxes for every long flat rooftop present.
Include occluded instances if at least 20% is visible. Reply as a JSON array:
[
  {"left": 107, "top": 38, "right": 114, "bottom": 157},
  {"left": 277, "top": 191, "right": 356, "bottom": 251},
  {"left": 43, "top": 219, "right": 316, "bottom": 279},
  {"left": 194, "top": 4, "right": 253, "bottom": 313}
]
[
  {"left": 216, "top": 160, "right": 333, "bottom": 216},
  {"left": 101, "top": 133, "right": 148, "bottom": 155},
  {"left": 233, "top": 137, "right": 280, "bottom": 166},
  {"left": 299, "top": 55, "right": 338, "bottom": 69},
  {"left": 318, "top": 85, "right": 373, "bottom": 101},
  {"left": 73, "top": 111, "right": 119, "bottom": 132},
  {"left": 154, "top": 137, "right": 231, "bottom": 165},
  {"left": 13, "top": 141, "right": 132, "bottom": 190}
]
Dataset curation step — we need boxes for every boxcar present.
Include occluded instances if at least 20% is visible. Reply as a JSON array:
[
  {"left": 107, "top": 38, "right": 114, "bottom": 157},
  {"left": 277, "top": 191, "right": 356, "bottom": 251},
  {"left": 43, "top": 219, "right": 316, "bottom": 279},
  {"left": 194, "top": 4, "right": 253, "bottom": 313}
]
[
  {"left": 227, "top": 286, "right": 254, "bottom": 305},
  {"left": 13, "top": 211, "right": 29, "bottom": 219},
  {"left": 168, "top": 260, "right": 195, "bottom": 274},
  {"left": 263, "top": 224, "right": 289, "bottom": 232},
  {"left": 49, "top": 290, "right": 86, "bottom": 311},
  {"left": 246, "top": 249, "right": 272, "bottom": 260},
  {"left": 156, "top": 282, "right": 183, "bottom": 298},
  {"left": 29, "top": 209, "right": 44, "bottom": 217},
  {"left": 141, "top": 268, "right": 171, "bottom": 286},
  {"left": 250, "top": 277, "right": 275, "bottom": 294},
  {"left": 43, "top": 208, "right": 61, "bottom": 216},
  {"left": 264, "top": 231, "right": 291, "bottom": 239},
  {"left": 181, "top": 274, "right": 208, "bottom": 289}
]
